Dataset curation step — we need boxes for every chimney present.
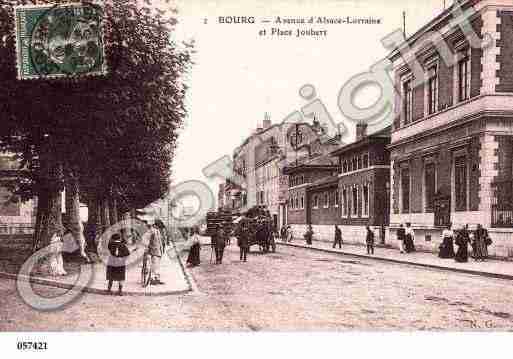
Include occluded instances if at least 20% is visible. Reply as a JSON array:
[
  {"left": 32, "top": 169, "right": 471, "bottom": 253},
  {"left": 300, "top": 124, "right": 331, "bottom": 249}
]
[
  {"left": 356, "top": 123, "right": 367, "bottom": 141},
  {"left": 263, "top": 112, "right": 271, "bottom": 129},
  {"left": 256, "top": 121, "right": 263, "bottom": 133}
]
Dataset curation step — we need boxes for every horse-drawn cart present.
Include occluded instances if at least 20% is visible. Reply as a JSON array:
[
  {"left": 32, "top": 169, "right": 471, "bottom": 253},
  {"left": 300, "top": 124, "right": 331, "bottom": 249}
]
[{"left": 234, "top": 205, "right": 276, "bottom": 253}]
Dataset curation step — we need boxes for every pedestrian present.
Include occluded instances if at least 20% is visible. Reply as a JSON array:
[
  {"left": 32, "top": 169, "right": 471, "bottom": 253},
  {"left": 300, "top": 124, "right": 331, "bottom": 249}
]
[
  {"left": 106, "top": 233, "right": 132, "bottom": 296},
  {"left": 215, "top": 225, "right": 227, "bottom": 264},
  {"left": 455, "top": 224, "right": 471, "bottom": 263},
  {"left": 287, "top": 225, "right": 294, "bottom": 243},
  {"left": 186, "top": 227, "right": 201, "bottom": 267},
  {"left": 145, "top": 220, "right": 165, "bottom": 285},
  {"left": 397, "top": 224, "right": 406, "bottom": 253},
  {"left": 154, "top": 219, "right": 169, "bottom": 246},
  {"left": 333, "top": 225, "right": 342, "bottom": 249},
  {"left": 404, "top": 222, "right": 416, "bottom": 253},
  {"left": 439, "top": 223, "right": 455, "bottom": 259},
  {"left": 236, "top": 219, "right": 250, "bottom": 262},
  {"left": 304, "top": 225, "right": 313, "bottom": 246},
  {"left": 473, "top": 224, "right": 491, "bottom": 261},
  {"left": 280, "top": 226, "right": 287, "bottom": 242},
  {"left": 49, "top": 229, "right": 67, "bottom": 276},
  {"left": 365, "top": 226, "right": 375, "bottom": 255}
]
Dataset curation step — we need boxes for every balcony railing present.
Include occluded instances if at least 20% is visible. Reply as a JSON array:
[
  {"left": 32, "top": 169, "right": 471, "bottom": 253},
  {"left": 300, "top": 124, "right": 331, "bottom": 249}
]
[
  {"left": 491, "top": 180, "right": 513, "bottom": 228},
  {"left": 492, "top": 206, "right": 513, "bottom": 228}
]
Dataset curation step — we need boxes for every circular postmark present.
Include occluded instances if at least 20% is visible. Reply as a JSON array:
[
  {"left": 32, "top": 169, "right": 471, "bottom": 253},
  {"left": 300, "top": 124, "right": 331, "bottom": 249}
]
[{"left": 29, "top": 3, "right": 106, "bottom": 78}]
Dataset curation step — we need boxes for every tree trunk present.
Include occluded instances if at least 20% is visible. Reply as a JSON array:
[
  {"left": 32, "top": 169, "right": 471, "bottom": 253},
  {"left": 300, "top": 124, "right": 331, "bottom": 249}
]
[
  {"left": 108, "top": 197, "right": 118, "bottom": 225},
  {"left": 99, "top": 197, "right": 111, "bottom": 235},
  {"left": 34, "top": 143, "right": 65, "bottom": 276},
  {"left": 85, "top": 195, "right": 99, "bottom": 254},
  {"left": 37, "top": 147, "right": 64, "bottom": 248},
  {"left": 120, "top": 211, "right": 130, "bottom": 242},
  {"left": 65, "top": 172, "right": 87, "bottom": 259},
  {"left": 33, "top": 191, "right": 48, "bottom": 252}
]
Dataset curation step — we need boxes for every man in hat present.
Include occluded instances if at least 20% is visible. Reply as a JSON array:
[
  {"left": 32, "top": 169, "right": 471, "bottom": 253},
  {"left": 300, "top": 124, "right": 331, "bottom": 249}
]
[
  {"left": 236, "top": 218, "right": 250, "bottom": 262},
  {"left": 215, "top": 224, "right": 227, "bottom": 264}
]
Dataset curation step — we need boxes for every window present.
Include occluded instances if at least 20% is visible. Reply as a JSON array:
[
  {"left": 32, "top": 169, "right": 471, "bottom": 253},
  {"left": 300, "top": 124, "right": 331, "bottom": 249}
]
[
  {"left": 334, "top": 190, "right": 339, "bottom": 207},
  {"left": 424, "top": 162, "right": 436, "bottom": 212},
  {"left": 342, "top": 188, "right": 348, "bottom": 217},
  {"left": 363, "top": 184, "right": 369, "bottom": 217},
  {"left": 357, "top": 156, "right": 362, "bottom": 170},
  {"left": 295, "top": 196, "right": 299, "bottom": 209},
  {"left": 343, "top": 161, "right": 348, "bottom": 173},
  {"left": 458, "top": 55, "right": 470, "bottom": 102},
  {"left": 348, "top": 161, "right": 352, "bottom": 172},
  {"left": 403, "top": 79, "right": 413, "bottom": 125},
  {"left": 455, "top": 156, "right": 468, "bottom": 211},
  {"left": 352, "top": 186, "right": 358, "bottom": 216},
  {"left": 427, "top": 66, "right": 438, "bottom": 115},
  {"left": 324, "top": 192, "right": 329, "bottom": 208},
  {"left": 313, "top": 194, "right": 319, "bottom": 208},
  {"left": 363, "top": 154, "right": 369, "bottom": 168},
  {"left": 401, "top": 167, "right": 410, "bottom": 213},
  {"left": 300, "top": 196, "right": 304, "bottom": 209}
]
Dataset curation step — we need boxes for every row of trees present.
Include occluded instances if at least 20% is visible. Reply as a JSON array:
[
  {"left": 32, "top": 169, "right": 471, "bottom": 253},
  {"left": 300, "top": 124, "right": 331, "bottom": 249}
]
[{"left": 0, "top": 0, "right": 192, "bottom": 258}]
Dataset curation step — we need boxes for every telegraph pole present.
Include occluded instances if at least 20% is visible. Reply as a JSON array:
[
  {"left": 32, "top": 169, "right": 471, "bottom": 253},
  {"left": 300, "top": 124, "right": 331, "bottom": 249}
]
[{"left": 402, "top": 11, "right": 406, "bottom": 37}]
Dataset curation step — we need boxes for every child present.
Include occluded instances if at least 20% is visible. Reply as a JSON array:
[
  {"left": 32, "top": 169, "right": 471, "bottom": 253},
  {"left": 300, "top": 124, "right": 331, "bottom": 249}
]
[
  {"left": 366, "top": 226, "right": 375, "bottom": 255},
  {"left": 106, "top": 233, "right": 131, "bottom": 296}
]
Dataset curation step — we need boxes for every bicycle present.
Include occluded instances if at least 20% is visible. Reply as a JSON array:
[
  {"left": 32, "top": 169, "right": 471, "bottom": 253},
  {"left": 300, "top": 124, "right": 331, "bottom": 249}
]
[{"left": 141, "top": 251, "right": 152, "bottom": 288}]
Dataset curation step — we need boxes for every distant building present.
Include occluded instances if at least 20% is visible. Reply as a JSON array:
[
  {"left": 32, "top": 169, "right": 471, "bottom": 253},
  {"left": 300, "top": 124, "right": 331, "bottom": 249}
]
[
  {"left": 226, "top": 115, "right": 342, "bottom": 230},
  {"left": 284, "top": 125, "right": 390, "bottom": 243},
  {"left": 0, "top": 153, "right": 36, "bottom": 236}
]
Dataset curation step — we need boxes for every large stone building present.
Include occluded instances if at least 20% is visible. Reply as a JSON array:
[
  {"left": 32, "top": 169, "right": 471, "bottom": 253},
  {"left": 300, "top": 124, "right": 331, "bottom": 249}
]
[{"left": 388, "top": 0, "right": 513, "bottom": 258}]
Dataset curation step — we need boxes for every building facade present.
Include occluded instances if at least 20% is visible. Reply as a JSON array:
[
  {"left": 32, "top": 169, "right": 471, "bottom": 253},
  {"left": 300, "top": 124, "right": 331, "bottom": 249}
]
[
  {"left": 285, "top": 125, "right": 391, "bottom": 244},
  {"left": 388, "top": 0, "right": 513, "bottom": 258},
  {"left": 226, "top": 116, "right": 341, "bottom": 231}
]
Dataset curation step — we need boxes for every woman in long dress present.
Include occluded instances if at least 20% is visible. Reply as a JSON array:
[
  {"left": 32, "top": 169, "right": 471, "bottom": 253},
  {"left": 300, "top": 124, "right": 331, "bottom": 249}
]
[
  {"left": 439, "top": 224, "right": 455, "bottom": 258},
  {"left": 106, "top": 233, "right": 131, "bottom": 295},
  {"left": 186, "top": 227, "right": 201, "bottom": 267},
  {"left": 473, "top": 224, "right": 489, "bottom": 261},
  {"left": 404, "top": 223, "right": 415, "bottom": 253},
  {"left": 454, "top": 225, "right": 470, "bottom": 262}
]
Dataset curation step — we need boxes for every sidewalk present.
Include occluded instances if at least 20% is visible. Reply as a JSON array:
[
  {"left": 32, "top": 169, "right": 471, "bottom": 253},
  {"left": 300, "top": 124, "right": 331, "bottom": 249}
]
[
  {"left": 278, "top": 239, "right": 513, "bottom": 280},
  {"left": 1, "top": 242, "right": 193, "bottom": 296}
]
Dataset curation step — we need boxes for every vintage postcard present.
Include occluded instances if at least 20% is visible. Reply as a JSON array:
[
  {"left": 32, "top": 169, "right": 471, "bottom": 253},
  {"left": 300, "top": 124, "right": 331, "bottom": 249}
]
[{"left": 1, "top": 0, "right": 512, "bottom": 357}]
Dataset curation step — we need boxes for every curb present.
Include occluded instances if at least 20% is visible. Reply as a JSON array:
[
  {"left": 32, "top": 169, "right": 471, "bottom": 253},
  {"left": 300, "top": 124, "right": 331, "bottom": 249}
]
[
  {"left": 278, "top": 242, "right": 513, "bottom": 281},
  {"left": 0, "top": 245, "right": 194, "bottom": 297},
  {"left": 169, "top": 240, "right": 197, "bottom": 293}
]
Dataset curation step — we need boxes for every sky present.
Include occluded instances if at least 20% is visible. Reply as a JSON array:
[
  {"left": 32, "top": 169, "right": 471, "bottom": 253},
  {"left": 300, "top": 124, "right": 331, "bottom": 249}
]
[{"left": 167, "top": 0, "right": 455, "bottom": 206}]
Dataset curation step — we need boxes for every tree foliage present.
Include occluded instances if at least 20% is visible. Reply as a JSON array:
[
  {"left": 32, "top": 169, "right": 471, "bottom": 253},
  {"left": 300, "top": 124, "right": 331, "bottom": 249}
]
[{"left": 0, "top": 0, "right": 192, "bottom": 247}]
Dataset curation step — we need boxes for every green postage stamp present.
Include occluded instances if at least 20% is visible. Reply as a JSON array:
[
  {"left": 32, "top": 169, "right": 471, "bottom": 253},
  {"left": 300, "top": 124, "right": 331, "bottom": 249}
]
[{"left": 14, "top": 3, "right": 107, "bottom": 80}]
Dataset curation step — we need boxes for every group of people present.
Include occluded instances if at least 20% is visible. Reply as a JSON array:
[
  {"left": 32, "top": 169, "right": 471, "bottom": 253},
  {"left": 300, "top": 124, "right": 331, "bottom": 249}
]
[
  {"left": 186, "top": 215, "right": 279, "bottom": 268},
  {"left": 439, "top": 223, "right": 491, "bottom": 262},
  {"left": 396, "top": 222, "right": 492, "bottom": 262},
  {"left": 396, "top": 223, "right": 416, "bottom": 253},
  {"left": 280, "top": 225, "right": 294, "bottom": 243},
  {"left": 106, "top": 219, "right": 167, "bottom": 295},
  {"left": 185, "top": 223, "right": 230, "bottom": 267}
]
